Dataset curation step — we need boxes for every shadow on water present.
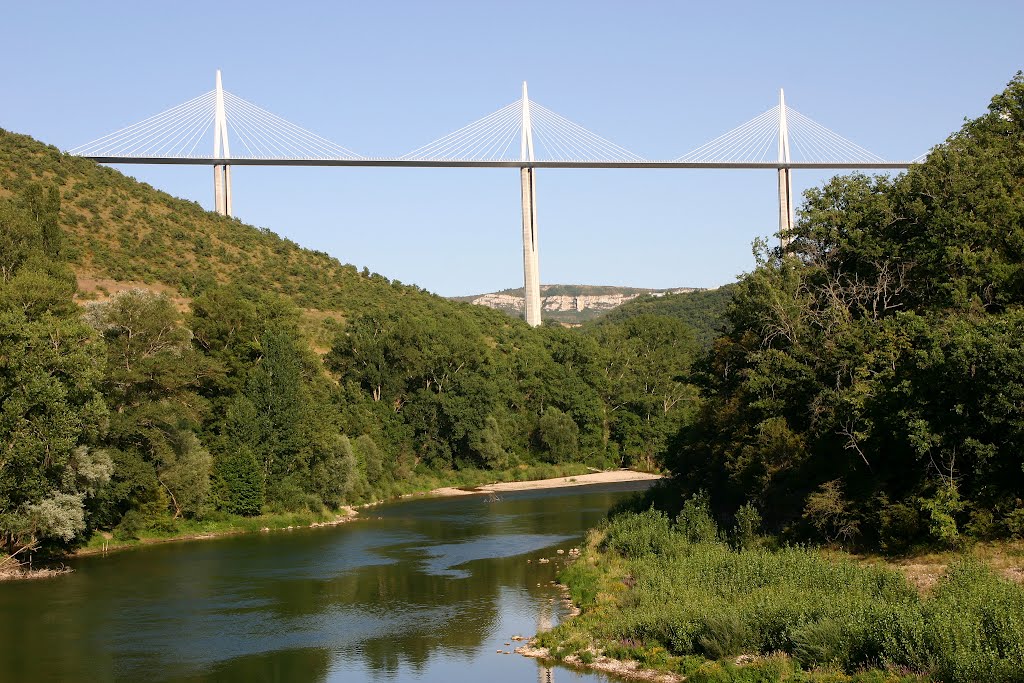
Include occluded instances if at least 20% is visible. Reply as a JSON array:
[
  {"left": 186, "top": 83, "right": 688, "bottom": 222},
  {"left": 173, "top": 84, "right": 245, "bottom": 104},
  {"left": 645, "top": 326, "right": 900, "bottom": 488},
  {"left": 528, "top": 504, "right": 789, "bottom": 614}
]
[{"left": 0, "top": 481, "right": 651, "bottom": 682}]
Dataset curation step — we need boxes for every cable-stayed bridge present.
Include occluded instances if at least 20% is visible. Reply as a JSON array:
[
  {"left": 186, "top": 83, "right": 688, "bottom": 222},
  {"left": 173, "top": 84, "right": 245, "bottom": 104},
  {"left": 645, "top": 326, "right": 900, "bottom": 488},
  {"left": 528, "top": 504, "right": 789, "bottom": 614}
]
[{"left": 69, "top": 72, "right": 918, "bottom": 326}]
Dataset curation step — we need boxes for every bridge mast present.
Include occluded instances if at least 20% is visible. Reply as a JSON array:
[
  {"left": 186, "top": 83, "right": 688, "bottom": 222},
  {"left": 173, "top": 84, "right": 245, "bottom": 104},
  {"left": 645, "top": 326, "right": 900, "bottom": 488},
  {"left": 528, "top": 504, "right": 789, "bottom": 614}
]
[
  {"left": 777, "top": 88, "right": 793, "bottom": 247},
  {"left": 520, "top": 81, "right": 542, "bottom": 327},
  {"left": 213, "top": 70, "right": 232, "bottom": 217}
]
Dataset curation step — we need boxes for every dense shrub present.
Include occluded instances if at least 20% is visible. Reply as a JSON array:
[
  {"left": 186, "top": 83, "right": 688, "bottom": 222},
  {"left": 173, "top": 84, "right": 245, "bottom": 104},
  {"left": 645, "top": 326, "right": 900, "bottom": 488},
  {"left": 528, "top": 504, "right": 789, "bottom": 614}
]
[
  {"left": 601, "top": 508, "right": 676, "bottom": 559},
  {"left": 551, "top": 510, "right": 1024, "bottom": 681}
]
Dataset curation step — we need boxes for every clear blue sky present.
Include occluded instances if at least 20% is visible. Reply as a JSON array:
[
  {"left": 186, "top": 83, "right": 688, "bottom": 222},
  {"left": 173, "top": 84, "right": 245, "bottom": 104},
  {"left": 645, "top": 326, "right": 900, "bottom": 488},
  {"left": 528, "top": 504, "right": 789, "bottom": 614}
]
[{"left": 2, "top": 1, "right": 1021, "bottom": 296}]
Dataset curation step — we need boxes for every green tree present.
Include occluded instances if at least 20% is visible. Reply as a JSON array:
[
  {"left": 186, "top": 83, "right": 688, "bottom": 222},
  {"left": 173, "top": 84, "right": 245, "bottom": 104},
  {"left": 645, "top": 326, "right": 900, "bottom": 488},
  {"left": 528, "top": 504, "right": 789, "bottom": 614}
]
[
  {"left": 0, "top": 194, "right": 108, "bottom": 558},
  {"left": 666, "top": 73, "right": 1024, "bottom": 548},
  {"left": 538, "top": 407, "right": 580, "bottom": 463},
  {"left": 213, "top": 445, "right": 264, "bottom": 516},
  {"left": 89, "top": 290, "right": 212, "bottom": 523}
]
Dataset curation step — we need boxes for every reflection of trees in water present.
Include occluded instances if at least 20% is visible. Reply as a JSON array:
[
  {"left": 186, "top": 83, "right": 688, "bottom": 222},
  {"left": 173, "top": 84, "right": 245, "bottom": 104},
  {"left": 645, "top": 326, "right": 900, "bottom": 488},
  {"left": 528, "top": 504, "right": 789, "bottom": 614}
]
[
  {"left": 378, "top": 489, "right": 624, "bottom": 545},
  {"left": 193, "top": 647, "right": 332, "bottom": 683},
  {"left": 345, "top": 552, "right": 507, "bottom": 673},
  {"left": 247, "top": 540, "right": 546, "bottom": 673},
  {"left": 344, "top": 490, "right": 627, "bottom": 675}
]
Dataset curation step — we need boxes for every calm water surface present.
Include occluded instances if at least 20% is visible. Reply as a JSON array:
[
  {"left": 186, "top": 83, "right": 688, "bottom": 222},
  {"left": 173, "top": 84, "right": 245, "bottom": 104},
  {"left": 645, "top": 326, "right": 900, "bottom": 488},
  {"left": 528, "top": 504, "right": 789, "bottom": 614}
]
[{"left": 0, "top": 482, "right": 651, "bottom": 682}]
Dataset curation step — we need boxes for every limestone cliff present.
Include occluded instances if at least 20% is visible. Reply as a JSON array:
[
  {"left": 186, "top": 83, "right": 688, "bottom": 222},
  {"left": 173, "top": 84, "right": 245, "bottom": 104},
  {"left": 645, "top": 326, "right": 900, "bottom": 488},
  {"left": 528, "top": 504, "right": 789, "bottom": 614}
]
[{"left": 454, "top": 285, "right": 699, "bottom": 324}]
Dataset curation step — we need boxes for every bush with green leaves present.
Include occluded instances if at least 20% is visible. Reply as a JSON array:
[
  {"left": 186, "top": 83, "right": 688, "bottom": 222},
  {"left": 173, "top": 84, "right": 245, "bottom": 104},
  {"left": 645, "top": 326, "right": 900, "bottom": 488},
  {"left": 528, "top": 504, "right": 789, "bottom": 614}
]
[
  {"left": 601, "top": 507, "right": 677, "bottom": 559},
  {"left": 549, "top": 510, "right": 1024, "bottom": 682}
]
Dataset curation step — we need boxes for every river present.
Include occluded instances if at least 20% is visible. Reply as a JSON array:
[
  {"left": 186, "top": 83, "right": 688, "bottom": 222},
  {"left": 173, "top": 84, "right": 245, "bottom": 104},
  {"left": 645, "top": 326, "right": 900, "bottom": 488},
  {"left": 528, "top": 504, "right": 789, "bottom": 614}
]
[{"left": 0, "top": 481, "right": 651, "bottom": 682}]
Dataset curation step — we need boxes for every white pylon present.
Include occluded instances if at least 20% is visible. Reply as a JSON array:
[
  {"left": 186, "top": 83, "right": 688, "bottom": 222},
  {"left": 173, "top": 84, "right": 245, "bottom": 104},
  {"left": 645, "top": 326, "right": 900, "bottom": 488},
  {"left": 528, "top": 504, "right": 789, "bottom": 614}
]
[
  {"left": 213, "top": 70, "right": 232, "bottom": 217},
  {"left": 777, "top": 88, "right": 793, "bottom": 247},
  {"left": 520, "top": 81, "right": 542, "bottom": 327}
]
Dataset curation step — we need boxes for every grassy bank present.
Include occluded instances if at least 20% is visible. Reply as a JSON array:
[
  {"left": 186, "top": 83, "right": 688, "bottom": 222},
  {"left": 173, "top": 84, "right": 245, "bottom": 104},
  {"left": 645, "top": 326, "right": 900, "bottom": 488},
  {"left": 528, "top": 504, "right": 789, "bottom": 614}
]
[
  {"left": 72, "top": 462, "right": 595, "bottom": 557},
  {"left": 537, "top": 507, "right": 1024, "bottom": 683},
  {"left": 76, "top": 508, "right": 356, "bottom": 556}
]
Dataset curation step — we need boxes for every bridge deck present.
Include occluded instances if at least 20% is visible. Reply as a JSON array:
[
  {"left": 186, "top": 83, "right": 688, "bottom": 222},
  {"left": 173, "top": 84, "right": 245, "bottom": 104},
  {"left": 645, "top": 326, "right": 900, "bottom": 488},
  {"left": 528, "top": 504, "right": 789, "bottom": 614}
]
[{"left": 82, "top": 157, "right": 913, "bottom": 169}]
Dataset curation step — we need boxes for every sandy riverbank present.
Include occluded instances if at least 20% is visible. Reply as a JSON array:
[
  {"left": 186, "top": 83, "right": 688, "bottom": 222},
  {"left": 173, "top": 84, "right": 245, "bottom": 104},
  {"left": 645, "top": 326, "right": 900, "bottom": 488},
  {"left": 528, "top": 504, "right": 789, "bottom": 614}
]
[{"left": 429, "top": 470, "right": 662, "bottom": 497}]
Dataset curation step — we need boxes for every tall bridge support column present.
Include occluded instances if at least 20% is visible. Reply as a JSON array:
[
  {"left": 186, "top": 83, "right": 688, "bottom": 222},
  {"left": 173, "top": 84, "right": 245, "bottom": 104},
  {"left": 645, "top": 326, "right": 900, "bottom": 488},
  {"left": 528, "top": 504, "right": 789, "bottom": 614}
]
[
  {"left": 520, "top": 166, "right": 541, "bottom": 326},
  {"left": 520, "top": 82, "right": 542, "bottom": 326},
  {"left": 213, "top": 164, "right": 232, "bottom": 216},
  {"left": 777, "top": 88, "right": 793, "bottom": 247},
  {"left": 213, "top": 70, "right": 233, "bottom": 217},
  {"left": 778, "top": 167, "right": 792, "bottom": 247}
]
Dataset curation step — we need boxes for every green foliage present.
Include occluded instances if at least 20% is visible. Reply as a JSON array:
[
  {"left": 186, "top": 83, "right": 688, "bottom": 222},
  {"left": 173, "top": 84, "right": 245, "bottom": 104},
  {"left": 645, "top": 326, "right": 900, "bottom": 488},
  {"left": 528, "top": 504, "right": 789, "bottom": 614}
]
[
  {"left": 0, "top": 187, "right": 108, "bottom": 557},
  {"left": 876, "top": 500, "right": 921, "bottom": 554},
  {"left": 308, "top": 434, "right": 356, "bottom": 507},
  {"left": 791, "top": 617, "right": 855, "bottom": 669},
  {"left": 551, "top": 510, "right": 1024, "bottom": 682},
  {"left": 594, "top": 285, "right": 735, "bottom": 348},
  {"left": 352, "top": 434, "right": 388, "bottom": 488},
  {"left": 214, "top": 446, "right": 265, "bottom": 516},
  {"left": 804, "top": 481, "right": 861, "bottom": 545},
  {"left": 538, "top": 406, "right": 580, "bottom": 463},
  {"left": 559, "top": 560, "right": 602, "bottom": 608},
  {"left": 1005, "top": 507, "right": 1024, "bottom": 539},
  {"left": 601, "top": 507, "right": 676, "bottom": 559},
  {"left": 918, "top": 484, "right": 965, "bottom": 548},
  {"left": 470, "top": 416, "right": 510, "bottom": 469},
  {"left": 676, "top": 493, "right": 719, "bottom": 544},
  {"left": 158, "top": 431, "right": 213, "bottom": 518},
  {"left": 696, "top": 610, "right": 751, "bottom": 659},
  {"left": 113, "top": 509, "right": 145, "bottom": 541},
  {"left": 586, "top": 314, "right": 700, "bottom": 469},
  {"left": 732, "top": 503, "right": 762, "bottom": 550},
  {"left": 89, "top": 289, "right": 213, "bottom": 520},
  {"left": 923, "top": 560, "right": 1024, "bottom": 682},
  {"left": 666, "top": 73, "right": 1024, "bottom": 551}
]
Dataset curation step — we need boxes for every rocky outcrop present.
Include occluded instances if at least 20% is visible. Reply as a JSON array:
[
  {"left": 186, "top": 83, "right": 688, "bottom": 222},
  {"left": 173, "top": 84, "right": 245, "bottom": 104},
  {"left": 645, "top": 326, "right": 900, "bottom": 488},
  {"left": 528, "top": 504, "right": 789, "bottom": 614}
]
[
  {"left": 463, "top": 286, "right": 698, "bottom": 322},
  {"left": 472, "top": 293, "right": 525, "bottom": 312}
]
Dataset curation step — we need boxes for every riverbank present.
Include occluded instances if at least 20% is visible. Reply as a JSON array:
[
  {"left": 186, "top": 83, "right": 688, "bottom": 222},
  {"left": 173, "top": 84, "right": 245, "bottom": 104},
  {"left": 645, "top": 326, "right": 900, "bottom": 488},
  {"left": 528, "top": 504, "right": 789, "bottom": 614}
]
[
  {"left": 429, "top": 469, "right": 662, "bottom": 497},
  {"left": 72, "top": 464, "right": 608, "bottom": 559},
  {"left": 2, "top": 508, "right": 364, "bottom": 580},
  {"left": 528, "top": 509, "right": 1024, "bottom": 683},
  {"left": 71, "top": 507, "right": 361, "bottom": 559},
  {"left": 0, "top": 562, "right": 73, "bottom": 582},
  {"left": 2, "top": 466, "right": 659, "bottom": 580}
]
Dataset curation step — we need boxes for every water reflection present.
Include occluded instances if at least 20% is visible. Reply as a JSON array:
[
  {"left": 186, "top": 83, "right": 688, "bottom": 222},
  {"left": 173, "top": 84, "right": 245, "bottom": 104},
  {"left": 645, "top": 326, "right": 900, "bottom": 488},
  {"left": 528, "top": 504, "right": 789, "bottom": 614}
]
[{"left": 0, "top": 482, "right": 649, "bottom": 682}]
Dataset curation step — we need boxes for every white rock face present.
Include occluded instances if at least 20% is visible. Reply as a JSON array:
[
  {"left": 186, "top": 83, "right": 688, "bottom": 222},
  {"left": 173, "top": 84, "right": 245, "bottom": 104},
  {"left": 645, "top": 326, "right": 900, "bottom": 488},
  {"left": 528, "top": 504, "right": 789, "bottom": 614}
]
[
  {"left": 541, "top": 294, "right": 639, "bottom": 312},
  {"left": 472, "top": 293, "right": 525, "bottom": 312},
  {"left": 467, "top": 287, "right": 699, "bottom": 317}
]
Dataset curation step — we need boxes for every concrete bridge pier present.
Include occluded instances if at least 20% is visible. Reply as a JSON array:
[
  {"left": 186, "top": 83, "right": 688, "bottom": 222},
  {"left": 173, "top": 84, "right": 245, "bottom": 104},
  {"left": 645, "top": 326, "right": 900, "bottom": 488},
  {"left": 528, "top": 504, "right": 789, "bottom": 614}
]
[
  {"left": 213, "top": 164, "right": 232, "bottom": 216},
  {"left": 777, "top": 88, "right": 793, "bottom": 247},
  {"left": 520, "top": 82, "right": 542, "bottom": 326},
  {"left": 213, "top": 70, "right": 232, "bottom": 217},
  {"left": 520, "top": 166, "right": 541, "bottom": 326},
  {"left": 778, "top": 166, "right": 792, "bottom": 247}
]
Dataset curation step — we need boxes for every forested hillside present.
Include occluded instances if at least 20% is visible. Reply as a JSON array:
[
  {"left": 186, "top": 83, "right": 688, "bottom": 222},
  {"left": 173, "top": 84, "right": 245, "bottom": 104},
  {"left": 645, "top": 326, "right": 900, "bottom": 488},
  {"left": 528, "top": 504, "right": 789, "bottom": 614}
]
[
  {"left": 0, "top": 129, "right": 701, "bottom": 562},
  {"left": 665, "top": 73, "right": 1024, "bottom": 551},
  {"left": 589, "top": 285, "right": 735, "bottom": 347}
]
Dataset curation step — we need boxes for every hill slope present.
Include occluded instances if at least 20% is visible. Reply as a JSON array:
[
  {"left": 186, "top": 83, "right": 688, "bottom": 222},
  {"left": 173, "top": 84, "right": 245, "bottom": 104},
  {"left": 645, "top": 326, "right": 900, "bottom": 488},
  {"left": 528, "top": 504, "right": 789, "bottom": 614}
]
[
  {"left": 0, "top": 129, "right": 513, "bottom": 341},
  {"left": 587, "top": 285, "right": 735, "bottom": 347}
]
